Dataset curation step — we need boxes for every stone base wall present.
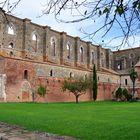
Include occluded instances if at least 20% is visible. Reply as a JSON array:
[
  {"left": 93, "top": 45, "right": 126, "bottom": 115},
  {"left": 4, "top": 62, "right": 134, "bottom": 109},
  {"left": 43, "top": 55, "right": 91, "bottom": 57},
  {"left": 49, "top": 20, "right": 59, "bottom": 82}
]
[{"left": 2, "top": 57, "right": 119, "bottom": 103}]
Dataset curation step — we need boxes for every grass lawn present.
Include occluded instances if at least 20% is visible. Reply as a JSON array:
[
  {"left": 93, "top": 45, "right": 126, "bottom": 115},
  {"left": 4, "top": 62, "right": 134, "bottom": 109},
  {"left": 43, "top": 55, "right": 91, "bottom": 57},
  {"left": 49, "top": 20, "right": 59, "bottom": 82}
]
[{"left": 0, "top": 101, "right": 140, "bottom": 140}]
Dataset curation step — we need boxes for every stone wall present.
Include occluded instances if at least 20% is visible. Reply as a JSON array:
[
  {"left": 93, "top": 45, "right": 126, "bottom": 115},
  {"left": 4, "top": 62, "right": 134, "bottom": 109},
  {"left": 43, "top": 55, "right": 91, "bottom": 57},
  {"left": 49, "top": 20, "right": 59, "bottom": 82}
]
[
  {"left": 0, "top": 10, "right": 113, "bottom": 71},
  {"left": 113, "top": 47, "right": 140, "bottom": 73},
  {"left": 3, "top": 10, "right": 140, "bottom": 102},
  {"left": 3, "top": 57, "right": 119, "bottom": 102},
  {"left": 0, "top": 74, "right": 6, "bottom": 101}
]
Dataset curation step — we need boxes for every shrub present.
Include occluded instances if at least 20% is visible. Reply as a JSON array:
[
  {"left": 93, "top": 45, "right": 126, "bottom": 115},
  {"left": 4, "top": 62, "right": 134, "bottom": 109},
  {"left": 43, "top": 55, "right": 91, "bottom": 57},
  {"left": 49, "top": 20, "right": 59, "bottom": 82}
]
[
  {"left": 38, "top": 85, "right": 46, "bottom": 97},
  {"left": 115, "top": 87, "right": 123, "bottom": 100},
  {"left": 122, "top": 88, "right": 132, "bottom": 101}
]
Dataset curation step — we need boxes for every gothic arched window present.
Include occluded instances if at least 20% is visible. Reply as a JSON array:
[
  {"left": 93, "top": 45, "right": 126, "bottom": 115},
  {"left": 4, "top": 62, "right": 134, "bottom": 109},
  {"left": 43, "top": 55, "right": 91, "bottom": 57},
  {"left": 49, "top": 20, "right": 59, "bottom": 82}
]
[
  {"left": 51, "top": 38, "right": 56, "bottom": 56},
  {"left": 101, "top": 52, "right": 104, "bottom": 67},
  {"left": 8, "top": 42, "right": 14, "bottom": 49},
  {"left": 67, "top": 43, "right": 71, "bottom": 59},
  {"left": 31, "top": 32, "right": 38, "bottom": 52},
  {"left": 8, "top": 26, "right": 15, "bottom": 35},
  {"left": 80, "top": 47, "right": 84, "bottom": 62},
  {"left": 129, "top": 53, "right": 135, "bottom": 68},
  {"left": 32, "top": 34, "right": 37, "bottom": 41},
  {"left": 91, "top": 51, "right": 94, "bottom": 64}
]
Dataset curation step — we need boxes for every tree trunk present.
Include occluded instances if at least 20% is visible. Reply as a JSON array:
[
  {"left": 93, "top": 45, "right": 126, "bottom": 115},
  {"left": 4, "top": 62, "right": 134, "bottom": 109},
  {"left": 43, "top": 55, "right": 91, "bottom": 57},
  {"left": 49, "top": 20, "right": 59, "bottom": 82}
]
[
  {"left": 75, "top": 95, "right": 79, "bottom": 103},
  {"left": 132, "top": 81, "right": 135, "bottom": 98}
]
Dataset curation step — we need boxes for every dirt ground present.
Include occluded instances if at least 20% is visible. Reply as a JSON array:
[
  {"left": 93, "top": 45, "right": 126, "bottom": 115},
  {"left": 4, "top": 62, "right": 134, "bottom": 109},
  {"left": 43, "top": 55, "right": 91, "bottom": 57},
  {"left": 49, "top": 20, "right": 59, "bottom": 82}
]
[{"left": 0, "top": 122, "right": 77, "bottom": 140}]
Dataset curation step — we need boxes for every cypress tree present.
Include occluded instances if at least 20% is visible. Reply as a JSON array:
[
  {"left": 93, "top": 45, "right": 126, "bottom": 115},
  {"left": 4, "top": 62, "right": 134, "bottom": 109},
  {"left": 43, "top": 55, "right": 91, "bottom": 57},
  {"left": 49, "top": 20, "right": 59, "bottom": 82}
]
[{"left": 93, "top": 64, "right": 98, "bottom": 101}]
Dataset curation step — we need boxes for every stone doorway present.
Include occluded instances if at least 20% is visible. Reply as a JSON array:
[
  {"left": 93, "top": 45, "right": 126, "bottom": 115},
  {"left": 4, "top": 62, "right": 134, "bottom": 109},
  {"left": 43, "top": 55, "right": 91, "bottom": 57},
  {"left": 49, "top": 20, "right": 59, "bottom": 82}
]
[{"left": 21, "top": 80, "right": 32, "bottom": 102}]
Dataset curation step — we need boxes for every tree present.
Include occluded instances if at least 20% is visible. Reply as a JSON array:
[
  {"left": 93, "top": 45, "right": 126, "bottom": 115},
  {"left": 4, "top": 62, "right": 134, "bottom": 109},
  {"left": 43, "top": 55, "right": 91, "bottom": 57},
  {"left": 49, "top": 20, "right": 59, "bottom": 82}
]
[
  {"left": 1, "top": 0, "right": 140, "bottom": 47},
  {"left": 0, "top": 0, "right": 21, "bottom": 14},
  {"left": 115, "top": 87, "right": 123, "bottom": 101},
  {"left": 92, "top": 64, "right": 98, "bottom": 101},
  {"left": 114, "top": 87, "right": 132, "bottom": 101},
  {"left": 129, "top": 68, "right": 138, "bottom": 98},
  {"left": 38, "top": 85, "right": 47, "bottom": 97},
  {"left": 62, "top": 78, "right": 90, "bottom": 103},
  {"left": 40, "top": 0, "right": 140, "bottom": 48},
  {"left": 122, "top": 88, "right": 132, "bottom": 101}
]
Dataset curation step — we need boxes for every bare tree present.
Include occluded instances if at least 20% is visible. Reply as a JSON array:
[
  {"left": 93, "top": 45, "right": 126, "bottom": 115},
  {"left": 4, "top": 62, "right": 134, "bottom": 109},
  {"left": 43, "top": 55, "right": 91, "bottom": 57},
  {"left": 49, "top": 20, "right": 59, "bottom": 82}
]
[
  {"left": 40, "top": 0, "right": 140, "bottom": 48},
  {"left": 0, "top": 0, "right": 21, "bottom": 24},
  {"left": 1, "top": 0, "right": 140, "bottom": 48},
  {"left": 0, "top": 0, "right": 21, "bottom": 14}
]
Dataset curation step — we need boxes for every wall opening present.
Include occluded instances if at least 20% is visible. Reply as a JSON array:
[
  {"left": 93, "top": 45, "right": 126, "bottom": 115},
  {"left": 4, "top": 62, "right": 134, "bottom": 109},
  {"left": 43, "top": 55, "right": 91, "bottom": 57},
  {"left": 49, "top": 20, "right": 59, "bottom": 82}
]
[
  {"left": 80, "top": 47, "right": 84, "bottom": 62},
  {"left": 67, "top": 44, "right": 70, "bottom": 59},
  {"left": 32, "top": 33, "right": 38, "bottom": 52},
  {"left": 50, "top": 69, "right": 53, "bottom": 77},
  {"left": 51, "top": 38, "right": 56, "bottom": 56},
  {"left": 125, "top": 79, "right": 127, "bottom": 85},
  {"left": 24, "top": 70, "right": 28, "bottom": 79},
  {"left": 8, "top": 26, "right": 14, "bottom": 35},
  {"left": 91, "top": 52, "right": 94, "bottom": 64},
  {"left": 8, "top": 42, "right": 14, "bottom": 49}
]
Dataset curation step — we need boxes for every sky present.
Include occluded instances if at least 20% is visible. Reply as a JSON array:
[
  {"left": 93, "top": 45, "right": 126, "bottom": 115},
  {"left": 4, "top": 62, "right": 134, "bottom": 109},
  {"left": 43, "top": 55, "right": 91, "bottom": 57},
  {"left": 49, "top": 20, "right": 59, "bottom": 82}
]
[{"left": 2, "top": 0, "right": 140, "bottom": 51}]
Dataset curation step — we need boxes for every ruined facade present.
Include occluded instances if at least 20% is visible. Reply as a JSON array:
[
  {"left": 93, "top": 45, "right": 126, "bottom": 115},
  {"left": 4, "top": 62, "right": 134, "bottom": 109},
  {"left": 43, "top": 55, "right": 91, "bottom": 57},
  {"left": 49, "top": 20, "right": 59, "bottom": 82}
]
[{"left": 0, "top": 10, "right": 140, "bottom": 102}]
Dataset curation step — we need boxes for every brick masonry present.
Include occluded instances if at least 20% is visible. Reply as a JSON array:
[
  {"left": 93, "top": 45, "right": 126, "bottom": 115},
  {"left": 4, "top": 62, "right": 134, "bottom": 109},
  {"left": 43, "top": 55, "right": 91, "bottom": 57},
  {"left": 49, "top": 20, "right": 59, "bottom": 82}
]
[{"left": 0, "top": 9, "right": 140, "bottom": 102}]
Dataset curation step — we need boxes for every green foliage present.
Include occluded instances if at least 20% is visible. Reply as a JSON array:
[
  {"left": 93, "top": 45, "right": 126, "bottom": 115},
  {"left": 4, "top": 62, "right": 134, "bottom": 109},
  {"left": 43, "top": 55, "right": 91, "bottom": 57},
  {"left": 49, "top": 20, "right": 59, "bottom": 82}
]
[
  {"left": 129, "top": 68, "right": 138, "bottom": 98},
  {"left": 115, "top": 88, "right": 132, "bottom": 101},
  {"left": 62, "top": 77, "right": 90, "bottom": 103},
  {"left": 133, "top": 1, "right": 140, "bottom": 9},
  {"left": 38, "top": 85, "right": 47, "bottom": 97},
  {"left": 115, "top": 87, "right": 123, "bottom": 100},
  {"left": 129, "top": 68, "right": 138, "bottom": 83},
  {"left": 122, "top": 88, "right": 132, "bottom": 101},
  {"left": 92, "top": 65, "right": 98, "bottom": 101}
]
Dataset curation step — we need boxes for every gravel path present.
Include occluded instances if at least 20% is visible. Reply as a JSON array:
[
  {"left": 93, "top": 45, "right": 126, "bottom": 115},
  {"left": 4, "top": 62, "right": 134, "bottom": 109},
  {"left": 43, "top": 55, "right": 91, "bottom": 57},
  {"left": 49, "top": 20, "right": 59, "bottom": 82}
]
[{"left": 0, "top": 122, "right": 78, "bottom": 140}]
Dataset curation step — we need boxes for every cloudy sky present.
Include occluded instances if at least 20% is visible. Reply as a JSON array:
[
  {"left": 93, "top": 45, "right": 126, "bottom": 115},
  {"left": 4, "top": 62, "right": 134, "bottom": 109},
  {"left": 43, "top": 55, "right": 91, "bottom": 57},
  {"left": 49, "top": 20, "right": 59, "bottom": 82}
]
[{"left": 2, "top": 0, "right": 140, "bottom": 50}]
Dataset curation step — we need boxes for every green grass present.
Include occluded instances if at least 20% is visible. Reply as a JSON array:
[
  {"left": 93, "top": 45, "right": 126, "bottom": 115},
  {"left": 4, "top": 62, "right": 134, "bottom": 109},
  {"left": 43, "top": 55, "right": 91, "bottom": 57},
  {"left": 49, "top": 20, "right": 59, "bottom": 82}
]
[{"left": 0, "top": 101, "right": 140, "bottom": 140}]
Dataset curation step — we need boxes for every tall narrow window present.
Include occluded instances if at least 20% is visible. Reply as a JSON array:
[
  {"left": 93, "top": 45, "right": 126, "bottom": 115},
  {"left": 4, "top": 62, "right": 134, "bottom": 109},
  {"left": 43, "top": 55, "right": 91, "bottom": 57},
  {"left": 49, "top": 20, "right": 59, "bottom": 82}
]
[
  {"left": 8, "top": 26, "right": 14, "bottom": 35},
  {"left": 50, "top": 69, "right": 53, "bottom": 77},
  {"left": 24, "top": 70, "right": 28, "bottom": 79},
  {"left": 131, "top": 61, "right": 134, "bottom": 68},
  {"left": 8, "top": 42, "right": 14, "bottom": 49},
  {"left": 117, "top": 61, "right": 122, "bottom": 70},
  {"left": 130, "top": 53, "right": 134, "bottom": 68},
  {"left": 51, "top": 38, "right": 56, "bottom": 56},
  {"left": 125, "top": 79, "right": 128, "bottom": 85},
  {"left": 80, "top": 47, "right": 84, "bottom": 62},
  {"left": 101, "top": 53, "right": 104, "bottom": 67},
  {"left": 32, "top": 33, "right": 38, "bottom": 52},
  {"left": 70, "top": 72, "right": 73, "bottom": 78},
  {"left": 91, "top": 52, "right": 94, "bottom": 64},
  {"left": 32, "top": 34, "right": 37, "bottom": 41},
  {"left": 67, "top": 44, "right": 70, "bottom": 59}
]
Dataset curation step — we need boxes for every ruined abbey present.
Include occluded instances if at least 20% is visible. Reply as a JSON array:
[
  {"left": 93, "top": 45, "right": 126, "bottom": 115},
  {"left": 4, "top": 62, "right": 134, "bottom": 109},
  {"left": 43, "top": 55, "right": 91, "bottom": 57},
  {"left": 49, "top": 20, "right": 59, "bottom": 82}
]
[{"left": 0, "top": 9, "right": 140, "bottom": 102}]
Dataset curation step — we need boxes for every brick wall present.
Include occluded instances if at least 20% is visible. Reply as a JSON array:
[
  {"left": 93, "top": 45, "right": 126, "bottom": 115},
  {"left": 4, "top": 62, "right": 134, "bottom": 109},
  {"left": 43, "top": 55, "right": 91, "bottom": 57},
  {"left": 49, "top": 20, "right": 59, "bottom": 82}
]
[{"left": 3, "top": 57, "right": 119, "bottom": 102}]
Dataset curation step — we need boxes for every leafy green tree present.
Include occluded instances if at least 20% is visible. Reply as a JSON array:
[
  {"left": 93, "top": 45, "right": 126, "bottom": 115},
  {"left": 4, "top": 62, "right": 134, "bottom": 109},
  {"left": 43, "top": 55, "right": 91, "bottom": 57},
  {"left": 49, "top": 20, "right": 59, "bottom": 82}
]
[
  {"left": 38, "top": 85, "right": 47, "bottom": 97},
  {"left": 92, "top": 65, "right": 98, "bottom": 101},
  {"left": 62, "top": 78, "right": 90, "bottom": 103},
  {"left": 129, "top": 68, "right": 138, "bottom": 98}
]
